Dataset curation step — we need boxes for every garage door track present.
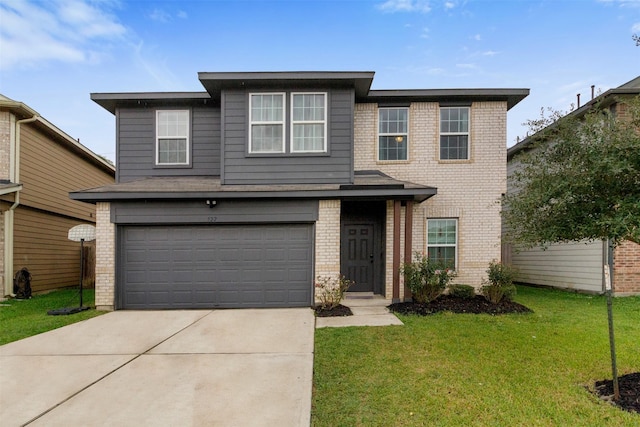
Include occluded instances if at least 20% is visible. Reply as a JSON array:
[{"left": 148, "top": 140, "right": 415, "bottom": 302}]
[{"left": 0, "top": 308, "right": 315, "bottom": 426}]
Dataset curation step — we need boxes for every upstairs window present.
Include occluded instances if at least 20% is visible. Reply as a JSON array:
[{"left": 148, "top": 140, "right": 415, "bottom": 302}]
[
  {"left": 427, "top": 218, "right": 458, "bottom": 268},
  {"left": 291, "top": 93, "right": 326, "bottom": 152},
  {"left": 250, "top": 93, "right": 285, "bottom": 153},
  {"left": 156, "top": 110, "right": 189, "bottom": 165},
  {"left": 378, "top": 107, "right": 408, "bottom": 161},
  {"left": 440, "top": 107, "right": 470, "bottom": 160}
]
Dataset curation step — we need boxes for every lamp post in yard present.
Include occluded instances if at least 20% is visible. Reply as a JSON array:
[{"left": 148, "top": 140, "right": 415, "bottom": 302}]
[{"left": 603, "top": 264, "right": 620, "bottom": 401}]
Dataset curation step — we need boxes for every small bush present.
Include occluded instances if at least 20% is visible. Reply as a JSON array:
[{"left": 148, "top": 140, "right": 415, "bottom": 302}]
[
  {"left": 401, "top": 253, "right": 457, "bottom": 304},
  {"left": 481, "top": 260, "right": 517, "bottom": 304},
  {"left": 315, "top": 275, "right": 354, "bottom": 310},
  {"left": 448, "top": 284, "right": 475, "bottom": 299}
]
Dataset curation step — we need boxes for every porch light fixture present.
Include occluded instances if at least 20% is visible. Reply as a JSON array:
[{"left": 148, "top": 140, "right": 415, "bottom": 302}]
[{"left": 206, "top": 199, "right": 217, "bottom": 208}]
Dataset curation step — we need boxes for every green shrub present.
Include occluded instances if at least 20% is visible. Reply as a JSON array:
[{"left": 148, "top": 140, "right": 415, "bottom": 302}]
[
  {"left": 481, "top": 260, "right": 517, "bottom": 304},
  {"left": 315, "top": 275, "right": 354, "bottom": 309},
  {"left": 448, "top": 284, "right": 476, "bottom": 299},
  {"left": 401, "top": 253, "right": 457, "bottom": 303}
]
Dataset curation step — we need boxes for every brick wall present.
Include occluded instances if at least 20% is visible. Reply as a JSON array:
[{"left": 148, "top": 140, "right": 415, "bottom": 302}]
[
  {"left": 95, "top": 202, "right": 115, "bottom": 310},
  {"left": 0, "top": 111, "right": 11, "bottom": 179},
  {"left": 613, "top": 240, "right": 640, "bottom": 295},
  {"left": 314, "top": 200, "right": 341, "bottom": 299},
  {"left": 355, "top": 101, "right": 507, "bottom": 295}
]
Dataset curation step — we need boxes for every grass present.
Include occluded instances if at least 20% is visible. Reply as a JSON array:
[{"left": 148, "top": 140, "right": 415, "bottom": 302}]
[
  {"left": 0, "top": 288, "right": 105, "bottom": 345},
  {"left": 312, "top": 286, "right": 640, "bottom": 426}
]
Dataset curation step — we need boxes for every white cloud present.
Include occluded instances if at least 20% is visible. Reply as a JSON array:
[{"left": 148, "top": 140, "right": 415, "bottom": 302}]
[
  {"left": 632, "top": 22, "right": 640, "bottom": 32},
  {"left": 444, "top": 1, "right": 456, "bottom": 10},
  {"left": 482, "top": 50, "right": 499, "bottom": 56},
  {"left": 420, "top": 27, "right": 430, "bottom": 39},
  {"left": 473, "top": 34, "right": 481, "bottom": 41},
  {"left": 177, "top": 10, "right": 188, "bottom": 19},
  {"left": 0, "top": 0, "right": 126, "bottom": 70},
  {"left": 377, "top": 0, "right": 432, "bottom": 13},
  {"left": 149, "top": 8, "right": 171, "bottom": 23}
]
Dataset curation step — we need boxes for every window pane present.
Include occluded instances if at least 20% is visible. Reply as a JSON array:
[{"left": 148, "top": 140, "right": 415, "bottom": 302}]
[
  {"left": 427, "top": 247, "right": 456, "bottom": 267},
  {"left": 157, "top": 111, "right": 188, "bottom": 138},
  {"left": 440, "top": 135, "right": 469, "bottom": 160},
  {"left": 158, "top": 138, "right": 187, "bottom": 164},
  {"left": 292, "top": 123, "right": 324, "bottom": 151},
  {"left": 378, "top": 136, "right": 408, "bottom": 161},
  {"left": 379, "top": 108, "right": 408, "bottom": 161},
  {"left": 251, "top": 124, "right": 283, "bottom": 152},
  {"left": 251, "top": 94, "right": 283, "bottom": 122},
  {"left": 292, "top": 94, "right": 325, "bottom": 121}
]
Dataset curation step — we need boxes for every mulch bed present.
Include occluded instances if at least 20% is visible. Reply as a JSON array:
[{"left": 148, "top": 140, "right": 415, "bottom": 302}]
[
  {"left": 314, "top": 304, "right": 353, "bottom": 317},
  {"left": 594, "top": 372, "right": 640, "bottom": 414},
  {"left": 388, "top": 295, "right": 533, "bottom": 315}
]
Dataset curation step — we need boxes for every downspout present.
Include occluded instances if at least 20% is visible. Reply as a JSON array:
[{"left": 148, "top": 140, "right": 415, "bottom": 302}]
[{"left": 4, "top": 114, "right": 38, "bottom": 296}]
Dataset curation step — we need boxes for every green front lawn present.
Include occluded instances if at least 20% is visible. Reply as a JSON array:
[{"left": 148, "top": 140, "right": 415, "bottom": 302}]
[
  {"left": 312, "top": 286, "right": 640, "bottom": 426},
  {"left": 0, "top": 289, "right": 105, "bottom": 345}
]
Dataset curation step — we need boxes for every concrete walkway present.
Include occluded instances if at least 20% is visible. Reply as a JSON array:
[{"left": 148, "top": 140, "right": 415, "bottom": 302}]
[
  {"left": 0, "top": 309, "right": 315, "bottom": 427},
  {"left": 315, "top": 293, "right": 403, "bottom": 328}
]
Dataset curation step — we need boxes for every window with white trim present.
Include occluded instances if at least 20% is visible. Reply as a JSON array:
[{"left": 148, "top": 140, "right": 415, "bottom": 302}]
[
  {"left": 249, "top": 93, "right": 285, "bottom": 153},
  {"left": 440, "top": 106, "right": 469, "bottom": 160},
  {"left": 156, "top": 110, "right": 189, "bottom": 165},
  {"left": 291, "top": 93, "right": 326, "bottom": 152},
  {"left": 427, "top": 218, "right": 457, "bottom": 268},
  {"left": 378, "top": 107, "right": 408, "bottom": 161}
]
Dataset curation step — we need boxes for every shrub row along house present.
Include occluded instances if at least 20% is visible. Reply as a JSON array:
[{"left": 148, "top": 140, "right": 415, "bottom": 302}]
[
  {"left": 504, "top": 76, "right": 640, "bottom": 296},
  {"left": 0, "top": 95, "right": 115, "bottom": 297},
  {"left": 71, "top": 71, "right": 528, "bottom": 310}
]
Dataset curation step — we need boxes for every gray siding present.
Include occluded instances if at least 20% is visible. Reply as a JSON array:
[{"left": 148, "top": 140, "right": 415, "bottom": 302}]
[
  {"left": 222, "top": 88, "right": 354, "bottom": 185},
  {"left": 111, "top": 199, "right": 319, "bottom": 224},
  {"left": 117, "top": 106, "right": 220, "bottom": 182}
]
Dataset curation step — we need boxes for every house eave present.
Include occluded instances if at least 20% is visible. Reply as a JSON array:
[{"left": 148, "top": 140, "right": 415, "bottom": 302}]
[{"left": 364, "top": 88, "right": 530, "bottom": 110}]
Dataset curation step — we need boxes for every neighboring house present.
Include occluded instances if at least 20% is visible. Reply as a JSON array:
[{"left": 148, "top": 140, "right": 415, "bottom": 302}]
[
  {"left": 0, "top": 95, "right": 116, "bottom": 296},
  {"left": 71, "top": 71, "right": 528, "bottom": 310},
  {"left": 505, "top": 76, "right": 640, "bottom": 295}
]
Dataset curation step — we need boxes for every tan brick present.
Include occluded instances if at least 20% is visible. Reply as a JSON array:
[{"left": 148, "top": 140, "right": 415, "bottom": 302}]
[
  {"left": 95, "top": 202, "right": 115, "bottom": 310},
  {"left": 355, "top": 101, "right": 507, "bottom": 298}
]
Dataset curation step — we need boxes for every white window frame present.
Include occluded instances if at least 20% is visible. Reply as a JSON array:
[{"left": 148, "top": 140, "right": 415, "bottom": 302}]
[
  {"left": 290, "top": 92, "right": 327, "bottom": 153},
  {"left": 426, "top": 218, "right": 458, "bottom": 269},
  {"left": 439, "top": 106, "right": 470, "bottom": 160},
  {"left": 378, "top": 107, "right": 409, "bottom": 161},
  {"left": 249, "top": 93, "right": 286, "bottom": 154},
  {"left": 156, "top": 110, "right": 190, "bottom": 166}
]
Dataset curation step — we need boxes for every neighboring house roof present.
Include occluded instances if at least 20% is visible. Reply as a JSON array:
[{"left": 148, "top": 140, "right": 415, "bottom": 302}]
[
  {"left": 0, "top": 94, "right": 116, "bottom": 176},
  {"left": 70, "top": 170, "right": 437, "bottom": 203},
  {"left": 507, "top": 75, "right": 640, "bottom": 160},
  {"left": 0, "top": 181, "right": 22, "bottom": 196},
  {"left": 91, "top": 71, "right": 529, "bottom": 114}
]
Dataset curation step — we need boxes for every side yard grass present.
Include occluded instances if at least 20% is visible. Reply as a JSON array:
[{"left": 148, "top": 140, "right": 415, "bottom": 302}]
[
  {"left": 312, "top": 286, "right": 640, "bottom": 426},
  {"left": 0, "top": 289, "right": 105, "bottom": 345}
]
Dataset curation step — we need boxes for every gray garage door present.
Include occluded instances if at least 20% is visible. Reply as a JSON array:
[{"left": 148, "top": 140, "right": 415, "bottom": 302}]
[{"left": 119, "top": 224, "right": 313, "bottom": 309}]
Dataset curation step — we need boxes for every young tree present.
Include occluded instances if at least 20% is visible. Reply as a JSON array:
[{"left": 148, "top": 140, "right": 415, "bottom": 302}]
[{"left": 503, "top": 96, "right": 640, "bottom": 249}]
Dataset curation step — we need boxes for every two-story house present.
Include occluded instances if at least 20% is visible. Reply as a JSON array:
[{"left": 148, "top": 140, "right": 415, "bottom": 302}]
[
  {"left": 71, "top": 72, "right": 528, "bottom": 310},
  {"left": 505, "top": 76, "right": 640, "bottom": 296},
  {"left": 1, "top": 95, "right": 115, "bottom": 296}
]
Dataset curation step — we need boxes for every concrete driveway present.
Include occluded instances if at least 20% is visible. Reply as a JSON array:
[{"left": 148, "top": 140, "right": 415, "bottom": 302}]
[{"left": 0, "top": 309, "right": 315, "bottom": 427}]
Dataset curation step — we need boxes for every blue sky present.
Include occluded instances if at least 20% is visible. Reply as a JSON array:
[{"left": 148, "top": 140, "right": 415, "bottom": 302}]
[{"left": 1, "top": 0, "right": 638, "bottom": 162}]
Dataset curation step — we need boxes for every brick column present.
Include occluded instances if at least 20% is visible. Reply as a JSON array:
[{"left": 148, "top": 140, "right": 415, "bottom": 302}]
[
  {"left": 314, "top": 200, "right": 341, "bottom": 300},
  {"left": 95, "top": 202, "right": 115, "bottom": 310}
]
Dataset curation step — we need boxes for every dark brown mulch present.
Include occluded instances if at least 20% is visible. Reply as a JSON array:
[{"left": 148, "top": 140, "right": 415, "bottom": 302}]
[
  {"left": 388, "top": 295, "right": 533, "bottom": 315},
  {"left": 314, "top": 304, "right": 353, "bottom": 317},
  {"left": 594, "top": 372, "right": 640, "bottom": 414}
]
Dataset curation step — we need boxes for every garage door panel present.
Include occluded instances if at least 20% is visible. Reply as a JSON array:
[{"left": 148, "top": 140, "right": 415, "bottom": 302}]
[{"left": 120, "top": 224, "right": 313, "bottom": 309}]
